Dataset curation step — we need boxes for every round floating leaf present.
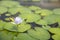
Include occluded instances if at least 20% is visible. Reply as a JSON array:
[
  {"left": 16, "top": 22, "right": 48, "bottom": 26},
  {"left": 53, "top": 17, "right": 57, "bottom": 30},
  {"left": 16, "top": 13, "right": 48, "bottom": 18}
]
[
  {"left": 0, "top": 31, "right": 14, "bottom": 40},
  {"left": 8, "top": 7, "right": 20, "bottom": 14},
  {"left": 19, "top": 7, "right": 33, "bottom": 14},
  {"left": 35, "top": 10, "right": 41, "bottom": 14},
  {"left": 18, "top": 23, "right": 31, "bottom": 32},
  {"left": 53, "top": 8, "right": 60, "bottom": 15},
  {"left": 29, "top": 6, "right": 41, "bottom": 11},
  {"left": 14, "top": 33, "right": 37, "bottom": 40},
  {"left": 52, "top": 34, "right": 60, "bottom": 40},
  {"left": 0, "top": 1, "right": 20, "bottom": 8},
  {"left": 4, "top": 22, "right": 18, "bottom": 32},
  {"left": 35, "top": 20, "right": 47, "bottom": 25},
  {"left": 0, "top": 6, "right": 7, "bottom": 14},
  {"left": 40, "top": 9, "right": 53, "bottom": 16},
  {"left": 43, "top": 15, "right": 57, "bottom": 24},
  {"left": 54, "top": 14, "right": 60, "bottom": 23},
  {"left": 20, "top": 13, "right": 40, "bottom": 22},
  {"left": 49, "top": 28, "right": 60, "bottom": 35},
  {"left": 0, "top": 21, "right": 6, "bottom": 30},
  {"left": 28, "top": 27, "right": 50, "bottom": 40}
]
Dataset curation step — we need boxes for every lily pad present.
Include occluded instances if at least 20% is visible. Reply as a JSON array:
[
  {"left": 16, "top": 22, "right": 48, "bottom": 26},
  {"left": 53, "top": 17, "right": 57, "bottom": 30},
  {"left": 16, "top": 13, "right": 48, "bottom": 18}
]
[
  {"left": 55, "top": 14, "right": 60, "bottom": 23},
  {"left": 8, "top": 7, "right": 20, "bottom": 14},
  {"left": 18, "top": 23, "right": 31, "bottom": 32},
  {"left": 52, "top": 34, "right": 60, "bottom": 40},
  {"left": 53, "top": 8, "right": 60, "bottom": 15},
  {"left": 19, "top": 7, "right": 33, "bottom": 14},
  {"left": 4, "top": 22, "right": 18, "bottom": 32},
  {"left": 35, "top": 20, "right": 47, "bottom": 25},
  {"left": 0, "top": 6, "right": 7, "bottom": 14},
  {"left": 0, "top": 1, "right": 20, "bottom": 8},
  {"left": 29, "top": 6, "right": 41, "bottom": 11},
  {"left": 14, "top": 33, "right": 37, "bottom": 40},
  {"left": 28, "top": 27, "right": 50, "bottom": 40},
  {"left": 0, "top": 21, "right": 6, "bottom": 30},
  {"left": 49, "top": 28, "right": 60, "bottom": 35},
  {"left": 0, "top": 31, "right": 14, "bottom": 40},
  {"left": 40, "top": 9, "right": 53, "bottom": 16},
  {"left": 35, "top": 10, "right": 41, "bottom": 14},
  {"left": 20, "top": 13, "right": 40, "bottom": 22},
  {"left": 49, "top": 28, "right": 60, "bottom": 40},
  {"left": 43, "top": 15, "right": 57, "bottom": 24}
]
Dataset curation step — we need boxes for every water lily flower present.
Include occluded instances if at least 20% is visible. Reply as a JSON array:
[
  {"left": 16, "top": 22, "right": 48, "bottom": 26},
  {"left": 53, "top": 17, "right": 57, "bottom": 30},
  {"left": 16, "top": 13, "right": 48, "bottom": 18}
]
[
  {"left": 11, "top": 17, "right": 23, "bottom": 24},
  {"left": 14, "top": 17, "right": 23, "bottom": 24}
]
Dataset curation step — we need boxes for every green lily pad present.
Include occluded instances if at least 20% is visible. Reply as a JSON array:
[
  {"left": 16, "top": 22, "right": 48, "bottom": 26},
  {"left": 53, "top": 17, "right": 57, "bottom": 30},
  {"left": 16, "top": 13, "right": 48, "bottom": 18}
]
[
  {"left": 53, "top": 8, "right": 60, "bottom": 15},
  {"left": 19, "top": 7, "right": 33, "bottom": 14},
  {"left": 43, "top": 15, "right": 57, "bottom": 24},
  {"left": 8, "top": 7, "right": 20, "bottom": 14},
  {"left": 0, "top": 6, "right": 7, "bottom": 14},
  {"left": 18, "top": 23, "right": 31, "bottom": 32},
  {"left": 49, "top": 28, "right": 60, "bottom": 35},
  {"left": 52, "top": 34, "right": 60, "bottom": 40},
  {"left": 54, "top": 14, "right": 60, "bottom": 23},
  {"left": 4, "top": 22, "right": 18, "bottom": 32},
  {"left": 14, "top": 33, "right": 37, "bottom": 40},
  {"left": 20, "top": 13, "right": 40, "bottom": 22},
  {"left": 0, "top": 21, "right": 6, "bottom": 30},
  {"left": 35, "top": 10, "right": 41, "bottom": 14},
  {"left": 49, "top": 28, "right": 60, "bottom": 40},
  {"left": 0, "top": 31, "right": 14, "bottom": 40},
  {"left": 35, "top": 20, "right": 47, "bottom": 25},
  {"left": 40, "top": 9, "right": 53, "bottom": 16},
  {"left": 0, "top": 1, "right": 20, "bottom": 8},
  {"left": 28, "top": 27, "right": 50, "bottom": 40},
  {"left": 29, "top": 6, "right": 41, "bottom": 11}
]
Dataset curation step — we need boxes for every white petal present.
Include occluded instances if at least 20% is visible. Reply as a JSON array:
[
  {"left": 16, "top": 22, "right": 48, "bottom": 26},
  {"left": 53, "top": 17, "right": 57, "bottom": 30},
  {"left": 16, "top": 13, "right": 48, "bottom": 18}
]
[{"left": 14, "top": 17, "right": 23, "bottom": 24}]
